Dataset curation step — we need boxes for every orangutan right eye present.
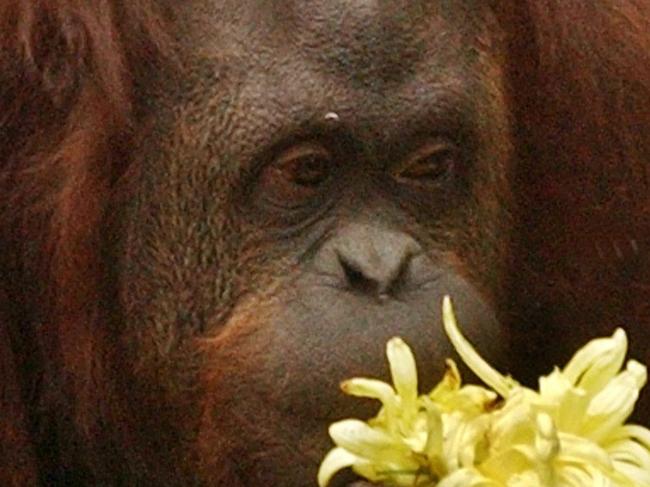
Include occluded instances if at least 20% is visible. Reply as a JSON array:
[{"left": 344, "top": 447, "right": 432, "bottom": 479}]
[{"left": 258, "top": 142, "right": 333, "bottom": 209}]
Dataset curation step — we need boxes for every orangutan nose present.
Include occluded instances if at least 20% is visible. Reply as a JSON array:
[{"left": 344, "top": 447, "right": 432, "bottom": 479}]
[{"left": 318, "top": 223, "right": 422, "bottom": 299}]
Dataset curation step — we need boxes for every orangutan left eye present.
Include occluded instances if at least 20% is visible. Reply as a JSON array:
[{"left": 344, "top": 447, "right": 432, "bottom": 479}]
[
  {"left": 258, "top": 142, "right": 333, "bottom": 208},
  {"left": 393, "top": 141, "right": 458, "bottom": 185}
]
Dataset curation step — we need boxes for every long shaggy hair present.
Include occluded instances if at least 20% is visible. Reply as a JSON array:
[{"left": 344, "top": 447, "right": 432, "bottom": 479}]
[{"left": 1, "top": 1, "right": 649, "bottom": 484}]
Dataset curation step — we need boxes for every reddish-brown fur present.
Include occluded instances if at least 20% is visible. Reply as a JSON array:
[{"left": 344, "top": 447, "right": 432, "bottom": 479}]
[
  {"left": 1, "top": 1, "right": 649, "bottom": 484},
  {"left": 0, "top": 2, "right": 170, "bottom": 481},
  {"left": 500, "top": 1, "right": 650, "bottom": 378}
]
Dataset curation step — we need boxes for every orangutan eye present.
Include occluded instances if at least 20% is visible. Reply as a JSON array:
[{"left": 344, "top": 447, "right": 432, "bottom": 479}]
[
  {"left": 393, "top": 141, "right": 458, "bottom": 184},
  {"left": 258, "top": 143, "right": 333, "bottom": 208}
]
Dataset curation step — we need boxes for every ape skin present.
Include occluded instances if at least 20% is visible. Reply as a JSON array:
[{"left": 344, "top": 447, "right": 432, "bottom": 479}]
[{"left": 1, "top": 1, "right": 649, "bottom": 486}]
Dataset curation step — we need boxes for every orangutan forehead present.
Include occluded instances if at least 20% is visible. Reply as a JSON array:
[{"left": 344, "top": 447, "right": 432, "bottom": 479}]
[
  {"left": 177, "top": 0, "right": 490, "bottom": 61},
  {"left": 170, "top": 0, "right": 495, "bottom": 101},
  {"left": 273, "top": 0, "right": 486, "bottom": 51},
  {"left": 278, "top": 1, "right": 438, "bottom": 83},
  {"left": 160, "top": 0, "right": 503, "bottom": 165},
  {"left": 273, "top": 0, "right": 486, "bottom": 23}
]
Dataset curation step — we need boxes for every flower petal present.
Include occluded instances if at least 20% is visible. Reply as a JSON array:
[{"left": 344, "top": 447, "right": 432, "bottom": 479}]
[
  {"left": 429, "top": 360, "right": 498, "bottom": 417},
  {"left": 608, "top": 438, "right": 650, "bottom": 475},
  {"left": 442, "top": 296, "right": 515, "bottom": 398},
  {"left": 386, "top": 337, "right": 418, "bottom": 408},
  {"left": 506, "top": 471, "right": 545, "bottom": 487},
  {"left": 478, "top": 446, "right": 534, "bottom": 484},
  {"left": 535, "top": 413, "right": 559, "bottom": 463},
  {"left": 584, "top": 361, "right": 647, "bottom": 441},
  {"left": 421, "top": 401, "right": 444, "bottom": 464},
  {"left": 341, "top": 378, "right": 398, "bottom": 409},
  {"left": 613, "top": 462, "right": 650, "bottom": 486},
  {"left": 317, "top": 447, "right": 359, "bottom": 487},
  {"left": 562, "top": 328, "right": 627, "bottom": 394},
  {"left": 328, "top": 419, "right": 413, "bottom": 464},
  {"left": 556, "top": 432, "right": 613, "bottom": 469},
  {"left": 437, "top": 468, "right": 497, "bottom": 487},
  {"left": 606, "top": 424, "right": 650, "bottom": 450}
]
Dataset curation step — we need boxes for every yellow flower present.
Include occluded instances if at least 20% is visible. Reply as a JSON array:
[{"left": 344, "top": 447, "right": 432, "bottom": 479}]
[
  {"left": 317, "top": 296, "right": 650, "bottom": 487},
  {"left": 442, "top": 295, "right": 650, "bottom": 487},
  {"left": 317, "top": 337, "right": 497, "bottom": 487}
]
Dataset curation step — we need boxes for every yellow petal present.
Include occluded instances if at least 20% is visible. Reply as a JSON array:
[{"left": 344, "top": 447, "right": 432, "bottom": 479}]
[
  {"left": 329, "top": 419, "right": 395, "bottom": 453},
  {"left": 538, "top": 367, "right": 572, "bottom": 401},
  {"left": 605, "top": 424, "right": 650, "bottom": 451},
  {"left": 430, "top": 359, "right": 463, "bottom": 394},
  {"left": 478, "top": 446, "right": 534, "bottom": 483},
  {"left": 506, "top": 471, "right": 545, "bottom": 487},
  {"left": 555, "top": 385, "right": 590, "bottom": 433},
  {"left": 458, "top": 415, "right": 492, "bottom": 467},
  {"left": 421, "top": 401, "right": 444, "bottom": 463},
  {"left": 341, "top": 378, "right": 399, "bottom": 411},
  {"left": 352, "top": 461, "right": 422, "bottom": 487},
  {"left": 556, "top": 432, "right": 613, "bottom": 469},
  {"left": 562, "top": 328, "right": 627, "bottom": 394},
  {"left": 387, "top": 337, "right": 418, "bottom": 408},
  {"left": 556, "top": 464, "right": 614, "bottom": 487},
  {"left": 429, "top": 360, "right": 498, "bottom": 417},
  {"left": 608, "top": 438, "right": 650, "bottom": 481},
  {"left": 317, "top": 447, "right": 358, "bottom": 487},
  {"left": 584, "top": 361, "right": 647, "bottom": 441},
  {"left": 613, "top": 463, "right": 650, "bottom": 486},
  {"left": 488, "top": 390, "right": 536, "bottom": 452},
  {"left": 437, "top": 468, "right": 497, "bottom": 487},
  {"left": 608, "top": 438, "right": 650, "bottom": 467},
  {"left": 442, "top": 296, "right": 515, "bottom": 398},
  {"left": 535, "top": 413, "right": 559, "bottom": 462},
  {"left": 328, "top": 419, "right": 412, "bottom": 464},
  {"left": 608, "top": 427, "right": 650, "bottom": 485}
]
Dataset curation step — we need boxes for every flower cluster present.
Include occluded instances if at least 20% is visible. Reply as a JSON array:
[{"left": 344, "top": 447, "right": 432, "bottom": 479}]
[{"left": 318, "top": 296, "right": 650, "bottom": 487}]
